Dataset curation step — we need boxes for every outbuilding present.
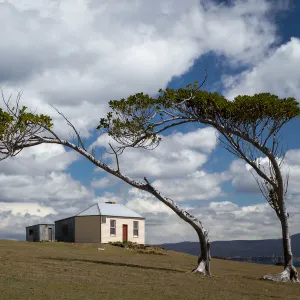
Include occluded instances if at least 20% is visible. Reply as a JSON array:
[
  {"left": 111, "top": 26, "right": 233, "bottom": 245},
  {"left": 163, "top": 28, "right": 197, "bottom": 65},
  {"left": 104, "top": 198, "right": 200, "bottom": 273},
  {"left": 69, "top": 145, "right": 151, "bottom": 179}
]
[
  {"left": 54, "top": 201, "right": 145, "bottom": 244},
  {"left": 25, "top": 224, "right": 55, "bottom": 242}
]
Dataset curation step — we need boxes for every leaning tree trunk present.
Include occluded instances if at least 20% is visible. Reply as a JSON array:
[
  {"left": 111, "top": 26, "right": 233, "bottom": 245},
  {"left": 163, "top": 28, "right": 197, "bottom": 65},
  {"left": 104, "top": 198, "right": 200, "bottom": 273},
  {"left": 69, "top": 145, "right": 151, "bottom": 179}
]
[
  {"left": 190, "top": 229, "right": 211, "bottom": 275},
  {"left": 143, "top": 178, "right": 211, "bottom": 275},
  {"left": 264, "top": 208, "right": 299, "bottom": 282}
]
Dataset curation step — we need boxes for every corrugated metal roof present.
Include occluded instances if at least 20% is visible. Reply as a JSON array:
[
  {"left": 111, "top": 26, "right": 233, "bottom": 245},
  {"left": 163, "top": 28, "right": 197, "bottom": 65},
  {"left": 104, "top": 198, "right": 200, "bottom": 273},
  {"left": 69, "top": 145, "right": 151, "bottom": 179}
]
[{"left": 76, "top": 202, "right": 144, "bottom": 219}]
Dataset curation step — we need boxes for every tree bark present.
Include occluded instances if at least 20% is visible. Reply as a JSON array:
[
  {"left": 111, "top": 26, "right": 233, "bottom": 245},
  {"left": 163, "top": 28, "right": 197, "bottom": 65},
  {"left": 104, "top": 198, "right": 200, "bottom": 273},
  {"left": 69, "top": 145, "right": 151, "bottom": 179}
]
[
  {"left": 264, "top": 205, "right": 299, "bottom": 282},
  {"left": 143, "top": 178, "right": 211, "bottom": 275},
  {"left": 191, "top": 230, "right": 211, "bottom": 275}
]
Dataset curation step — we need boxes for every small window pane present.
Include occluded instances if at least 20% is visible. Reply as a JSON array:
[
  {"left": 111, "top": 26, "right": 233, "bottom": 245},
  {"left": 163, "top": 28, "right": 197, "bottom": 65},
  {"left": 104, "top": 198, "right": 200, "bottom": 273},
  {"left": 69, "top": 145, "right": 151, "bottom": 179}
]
[
  {"left": 133, "top": 221, "right": 139, "bottom": 236},
  {"left": 101, "top": 216, "right": 106, "bottom": 224},
  {"left": 110, "top": 220, "right": 116, "bottom": 235}
]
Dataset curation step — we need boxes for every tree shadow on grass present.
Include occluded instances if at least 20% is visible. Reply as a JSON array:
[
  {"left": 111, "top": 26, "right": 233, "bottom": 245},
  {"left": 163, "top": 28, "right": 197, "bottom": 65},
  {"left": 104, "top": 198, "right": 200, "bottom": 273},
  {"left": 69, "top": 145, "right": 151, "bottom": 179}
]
[{"left": 39, "top": 256, "right": 185, "bottom": 273}]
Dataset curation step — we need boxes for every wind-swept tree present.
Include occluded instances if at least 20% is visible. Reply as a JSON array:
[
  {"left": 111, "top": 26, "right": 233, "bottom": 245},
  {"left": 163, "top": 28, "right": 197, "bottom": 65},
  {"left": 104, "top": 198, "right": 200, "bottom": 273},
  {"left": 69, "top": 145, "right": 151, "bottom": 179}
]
[
  {"left": 0, "top": 91, "right": 212, "bottom": 275},
  {"left": 97, "top": 82, "right": 300, "bottom": 282}
]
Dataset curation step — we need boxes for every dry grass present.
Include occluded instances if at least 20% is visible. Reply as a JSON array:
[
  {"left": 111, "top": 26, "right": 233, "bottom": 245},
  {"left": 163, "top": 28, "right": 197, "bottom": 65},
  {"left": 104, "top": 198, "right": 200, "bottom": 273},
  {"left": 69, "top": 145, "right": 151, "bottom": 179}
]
[{"left": 0, "top": 240, "right": 299, "bottom": 300}]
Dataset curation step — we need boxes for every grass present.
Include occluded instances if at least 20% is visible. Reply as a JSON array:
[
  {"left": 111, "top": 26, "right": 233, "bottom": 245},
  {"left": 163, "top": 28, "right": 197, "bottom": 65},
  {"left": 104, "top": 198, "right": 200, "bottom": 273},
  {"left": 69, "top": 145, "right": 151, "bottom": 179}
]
[{"left": 0, "top": 240, "right": 299, "bottom": 300}]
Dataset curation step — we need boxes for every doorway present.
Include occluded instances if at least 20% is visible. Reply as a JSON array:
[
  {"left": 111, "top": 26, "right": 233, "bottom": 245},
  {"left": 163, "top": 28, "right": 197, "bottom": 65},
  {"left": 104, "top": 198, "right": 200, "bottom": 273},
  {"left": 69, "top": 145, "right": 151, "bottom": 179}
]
[
  {"left": 48, "top": 227, "right": 53, "bottom": 241},
  {"left": 122, "top": 224, "right": 128, "bottom": 242}
]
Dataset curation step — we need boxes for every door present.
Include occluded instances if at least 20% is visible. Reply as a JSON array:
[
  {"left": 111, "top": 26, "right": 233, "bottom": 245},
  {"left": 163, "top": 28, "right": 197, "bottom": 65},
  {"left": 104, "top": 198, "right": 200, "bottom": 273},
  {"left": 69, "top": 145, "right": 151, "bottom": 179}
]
[
  {"left": 48, "top": 228, "right": 53, "bottom": 241},
  {"left": 122, "top": 225, "right": 128, "bottom": 242}
]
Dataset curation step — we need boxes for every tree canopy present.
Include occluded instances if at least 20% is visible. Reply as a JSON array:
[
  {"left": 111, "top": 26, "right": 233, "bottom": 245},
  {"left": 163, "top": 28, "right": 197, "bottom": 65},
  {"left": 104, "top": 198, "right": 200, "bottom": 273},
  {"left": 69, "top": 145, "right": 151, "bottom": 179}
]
[{"left": 97, "top": 82, "right": 299, "bottom": 154}]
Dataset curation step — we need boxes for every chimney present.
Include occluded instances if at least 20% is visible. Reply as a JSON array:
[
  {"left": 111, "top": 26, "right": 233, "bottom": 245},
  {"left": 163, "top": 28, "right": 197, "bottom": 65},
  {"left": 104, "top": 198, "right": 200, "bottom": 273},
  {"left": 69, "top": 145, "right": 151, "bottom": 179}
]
[{"left": 105, "top": 201, "right": 116, "bottom": 204}]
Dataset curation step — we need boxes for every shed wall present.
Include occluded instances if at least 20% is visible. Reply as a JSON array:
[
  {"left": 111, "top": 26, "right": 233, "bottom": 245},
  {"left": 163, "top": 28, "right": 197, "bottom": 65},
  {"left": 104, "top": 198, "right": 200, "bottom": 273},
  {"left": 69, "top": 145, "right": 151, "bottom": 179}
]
[
  {"left": 55, "top": 218, "right": 75, "bottom": 242},
  {"left": 26, "top": 225, "right": 40, "bottom": 242},
  {"left": 39, "top": 224, "right": 55, "bottom": 241},
  {"left": 101, "top": 217, "right": 145, "bottom": 244},
  {"left": 26, "top": 224, "right": 55, "bottom": 242},
  {"left": 75, "top": 216, "right": 101, "bottom": 243}
]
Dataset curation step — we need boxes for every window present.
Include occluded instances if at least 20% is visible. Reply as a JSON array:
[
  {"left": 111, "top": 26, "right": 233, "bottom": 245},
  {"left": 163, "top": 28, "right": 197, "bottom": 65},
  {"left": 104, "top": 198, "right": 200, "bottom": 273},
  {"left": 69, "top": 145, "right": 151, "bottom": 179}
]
[
  {"left": 101, "top": 216, "right": 106, "bottom": 224},
  {"left": 62, "top": 224, "right": 68, "bottom": 236},
  {"left": 133, "top": 221, "right": 139, "bottom": 237},
  {"left": 110, "top": 220, "right": 116, "bottom": 235},
  {"left": 29, "top": 229, "right": 34, "bottom": 236}
]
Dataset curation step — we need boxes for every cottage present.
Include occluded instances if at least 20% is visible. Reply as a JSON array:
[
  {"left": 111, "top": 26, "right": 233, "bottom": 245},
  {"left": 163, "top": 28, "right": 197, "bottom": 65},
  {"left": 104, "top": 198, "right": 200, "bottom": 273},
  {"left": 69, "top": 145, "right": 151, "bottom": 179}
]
[
  {"left": 25, "top": 224, "right": 55, "bottom": 242},
  {"left": 54, "top": 201, "right": 145, "bottom": 244}
]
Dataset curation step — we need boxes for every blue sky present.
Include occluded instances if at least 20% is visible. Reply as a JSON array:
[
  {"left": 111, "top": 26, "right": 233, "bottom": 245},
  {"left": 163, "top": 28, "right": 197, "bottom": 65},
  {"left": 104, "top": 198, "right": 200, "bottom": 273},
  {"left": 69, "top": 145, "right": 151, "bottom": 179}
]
[
  {"left": 68, "top": 0, "right": 300, "bottom": 206},
  {"left": 0, "top": 0, "right": 300, "bottom": 243}
]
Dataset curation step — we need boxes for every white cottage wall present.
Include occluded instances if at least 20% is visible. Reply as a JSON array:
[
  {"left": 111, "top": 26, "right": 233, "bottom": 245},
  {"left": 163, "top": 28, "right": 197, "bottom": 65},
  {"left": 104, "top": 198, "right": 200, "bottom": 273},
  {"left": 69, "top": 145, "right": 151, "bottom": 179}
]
[{"left": 101, "top": 217, "right": 145, "bottom": 244}]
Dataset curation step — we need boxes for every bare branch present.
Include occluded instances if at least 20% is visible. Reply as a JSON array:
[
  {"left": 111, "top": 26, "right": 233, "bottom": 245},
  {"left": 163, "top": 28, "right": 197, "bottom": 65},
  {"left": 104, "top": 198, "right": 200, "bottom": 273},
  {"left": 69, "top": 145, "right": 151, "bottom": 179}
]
[
  {"left": 108, "top": 143, "right": 120, "bottom": 173},
  {"left": 50, "top": 104, "right": 86, "bottom": 151}
]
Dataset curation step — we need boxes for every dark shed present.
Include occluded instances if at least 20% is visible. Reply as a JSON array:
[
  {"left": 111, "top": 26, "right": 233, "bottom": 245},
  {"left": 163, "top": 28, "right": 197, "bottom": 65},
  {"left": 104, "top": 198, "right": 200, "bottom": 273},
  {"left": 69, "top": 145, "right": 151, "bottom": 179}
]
[
  {"left": 55, "top": 217, "right": 75, "bottom": 243},
  {"left": 25, "top": 224, "right": 55, "bottom": 242}
]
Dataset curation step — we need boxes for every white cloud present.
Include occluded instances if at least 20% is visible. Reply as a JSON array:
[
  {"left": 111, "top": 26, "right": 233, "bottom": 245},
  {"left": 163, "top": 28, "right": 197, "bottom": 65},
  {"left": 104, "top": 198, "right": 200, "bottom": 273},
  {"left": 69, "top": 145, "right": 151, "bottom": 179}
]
[
  {"left": 0, "top": 143, "right": 96, "bottom": 240},
  {"left": 223, "top": 37, "right": 300, "bottom": 100},
  {"left": 0, "top": 0, "right": 295, "bottom": 243},
  {"left": 93, "top": 192, "right": 124, "bottom": 204},
  {"left": 228, "top": 159, "right": 260, "bottom": 193},
  {"left": 128, "top": 195, "right": 300, "bottom": 244},
  {"left": 90, "top": 128, "right": 218, "bottom": 178},
  {"left": 152, "top": 170, "right": 228, "bottom": 201},
  {"left": 126, "top": 189, "right": 178, "bottom": 215},
  {"left": 228, "top": 149, "right": 300, "bottom": 195},
  {"left": 0, "top": 143, "right": 91, "bottom": 210},
  {"left": 0, "top": 202, "right": 56, "bottom": 217},
  {"left": 90, "top": 176, "right": 117, "bottom": 189},
  {"left": 0, "top": 0, "right": 281, "bottom": 140},
  {"left": 171, "top": 127, "right": 218, "bottom": 153},
  {"left": 0, "top": 143, "right": 80, "bottom": 176},
  {"left": 121, "top": 184, "right": 285, "bottom": 244},
  {"left": 0, "top": 172, "right": 93, "bottom": 205}
]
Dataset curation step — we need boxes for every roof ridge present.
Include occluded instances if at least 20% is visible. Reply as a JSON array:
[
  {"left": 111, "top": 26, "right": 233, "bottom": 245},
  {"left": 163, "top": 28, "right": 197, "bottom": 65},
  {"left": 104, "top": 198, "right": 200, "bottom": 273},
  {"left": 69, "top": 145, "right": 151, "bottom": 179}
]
[
  {"left": 96, "top": 202, "right": 101, "bottom": 215},
  {"left": 76, "top": 203, "right": 97, "bottom": 216},
  {"left": 77, "top": 201, "right": 144, "bottom": 219}
]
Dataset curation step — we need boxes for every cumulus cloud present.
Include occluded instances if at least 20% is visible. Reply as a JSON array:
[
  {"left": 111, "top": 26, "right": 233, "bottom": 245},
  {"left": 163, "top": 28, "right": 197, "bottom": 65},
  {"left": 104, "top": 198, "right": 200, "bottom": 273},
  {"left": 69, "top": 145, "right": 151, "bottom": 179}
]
[
  {"left": 0, "top": 202, "right": 56, "bottom": 217},
  {"left": 0, "top": 0, "right": 281, "bottom": 140},
  {"left": 228, "top": 159, "right": 260, "bottom": 194},
  {"left": 0, "top": 144, "right": 80, "bottom": 176},
  {"left": 126, "top": 189, "right": 179, "bottom": 215},
  {"left": 228, "top": 149, "right": 300, "bottom": 195},
  {"left": 0, "top": 144, "right": 91, "bottom": 209},
  {"left": 90, "top": 128, "right": 218, "bottom": 178},
  {"left": 129, "top": 195, "right": 300, "bottom": 244},
  {"left": 0, "top": 172, "right": 93, "bottom": 207},
  {"left": 122, "top": 182, "right": 291, "bottom": 243},
  {"left": 90, "top": 176, "right": 118, "bottom": 189},
  {"left": 0, "top": 143, "right": 95, "bottom": 240},
  {"left": 223, "top": 37, "right": 300, "bottom": 100},
  {"left": 171, "top": 127, "right": 218, "bottom": 153},
  {"left": 152, "top": 170, "right": 228, "bottom": 201},
  {"left": 0, "top": 0, "right": 295, "bottom": 243}
]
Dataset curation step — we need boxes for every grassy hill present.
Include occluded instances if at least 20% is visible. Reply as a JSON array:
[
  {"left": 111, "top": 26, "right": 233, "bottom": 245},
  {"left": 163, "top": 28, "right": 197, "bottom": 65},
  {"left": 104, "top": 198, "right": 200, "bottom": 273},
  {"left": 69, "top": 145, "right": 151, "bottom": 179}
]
[{"left": 0, "top": 240, "right": 299, "bottom": 300}]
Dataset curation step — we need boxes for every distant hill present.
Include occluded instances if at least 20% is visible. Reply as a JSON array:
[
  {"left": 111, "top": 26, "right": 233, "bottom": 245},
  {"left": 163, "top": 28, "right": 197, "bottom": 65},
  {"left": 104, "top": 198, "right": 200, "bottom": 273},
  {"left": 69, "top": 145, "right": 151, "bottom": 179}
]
[{"left": 157, "top": 233, "right": 300, "bottom": 258}]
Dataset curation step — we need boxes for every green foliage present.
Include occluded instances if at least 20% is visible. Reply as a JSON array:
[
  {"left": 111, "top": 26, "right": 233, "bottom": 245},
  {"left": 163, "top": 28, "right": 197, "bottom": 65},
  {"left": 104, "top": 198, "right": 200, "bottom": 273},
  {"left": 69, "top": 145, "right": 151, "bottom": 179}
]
[
  {"left": 97, "top": 81, "right": 300, "bottom": 148},
  {"left": 0, "top": 105, "right": 53, "bottom": 139},
  {"left": 0, "top": 108, "right": 14, "bottom": 136}
]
